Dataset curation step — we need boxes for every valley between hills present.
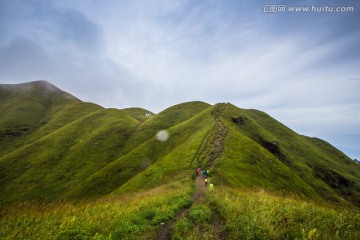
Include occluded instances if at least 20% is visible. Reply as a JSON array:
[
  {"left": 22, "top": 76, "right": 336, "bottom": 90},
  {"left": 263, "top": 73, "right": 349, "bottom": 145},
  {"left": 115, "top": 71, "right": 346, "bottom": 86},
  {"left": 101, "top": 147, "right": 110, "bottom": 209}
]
[{"left": 1, "top": 81, "right": 359, "bottom": 239}]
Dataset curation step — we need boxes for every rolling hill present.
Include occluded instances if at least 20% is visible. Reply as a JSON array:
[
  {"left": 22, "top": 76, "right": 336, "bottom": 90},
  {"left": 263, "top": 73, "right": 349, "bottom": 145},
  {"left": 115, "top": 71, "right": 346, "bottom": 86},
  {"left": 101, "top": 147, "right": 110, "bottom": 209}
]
[{"left": 0, "top": 80, "right": 360, "bottom": 239}]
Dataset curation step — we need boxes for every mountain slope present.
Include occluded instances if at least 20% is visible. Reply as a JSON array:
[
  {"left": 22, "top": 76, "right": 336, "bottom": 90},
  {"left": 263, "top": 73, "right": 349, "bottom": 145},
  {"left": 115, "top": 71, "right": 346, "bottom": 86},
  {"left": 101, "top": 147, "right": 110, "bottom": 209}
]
[
  {"left": 120, "top": 101, "right": 211, "bottom": 153},
  {"left": 0, "top": 81, "right": 360, "bottom": 209},
  {"left": 0, "top": 80, "right": 79, "bottom": 131},
  {"left": 0, "top": 83, "right": 212, "bottom": 204},
  {"left": 0, "top": 108, "right": 140, "bottom": 203},
  {"left": 0, "top": 80, "right": 81, "bottom": 155},
  {"left": 63, "top": 101, "right": 213, "bottom": 199},
  {"left": 217, "top": 104, "right": 360, "bottom": 206}
]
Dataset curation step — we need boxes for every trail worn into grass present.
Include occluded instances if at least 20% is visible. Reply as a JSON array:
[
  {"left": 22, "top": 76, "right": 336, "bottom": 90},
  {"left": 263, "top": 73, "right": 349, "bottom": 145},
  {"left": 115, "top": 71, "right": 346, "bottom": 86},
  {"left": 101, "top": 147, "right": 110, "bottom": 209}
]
[
  {"left": 193, "top": 174, "right": 207, "bottom": 203},
  {"left": 209, "top": 105, "right": 228, "bottom": 166},
  {"left": 157, "top": 174, "right": 207, "bottom": 240},
  {"left": 157, "top": 104, "right": 228, "bottom": 240}
]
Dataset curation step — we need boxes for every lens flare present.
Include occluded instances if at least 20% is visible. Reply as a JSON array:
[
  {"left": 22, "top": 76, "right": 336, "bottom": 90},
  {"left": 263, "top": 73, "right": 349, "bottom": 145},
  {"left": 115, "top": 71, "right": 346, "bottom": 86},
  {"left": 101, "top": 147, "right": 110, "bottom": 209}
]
[{"left": 156, "top": 130, "right": 169, "bottom": 142}]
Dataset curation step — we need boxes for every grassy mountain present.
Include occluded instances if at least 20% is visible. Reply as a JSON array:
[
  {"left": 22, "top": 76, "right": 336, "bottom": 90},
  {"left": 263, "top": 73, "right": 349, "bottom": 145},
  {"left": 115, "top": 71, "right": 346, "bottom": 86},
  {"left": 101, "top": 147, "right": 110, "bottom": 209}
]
[
  {"left": 0, "top": 81, "right": 360, "bottom": 239},
  {"left": 0, "top": 80, "right": 79, "bottom": 132},
  {"left": 216, "top": 104, "right": 360, "bottom": 206},
  {"left": 0, "top": 82, "right": 212, "bottom": 204},
  {"left": 62, "top": 103, "right": 247, "bottom": 199},
  {"left": 1, "top": 81, "right": 359, "bottom": 205},
  {"left": 0, "top": 81, "right": 81, "bottom": 154}
]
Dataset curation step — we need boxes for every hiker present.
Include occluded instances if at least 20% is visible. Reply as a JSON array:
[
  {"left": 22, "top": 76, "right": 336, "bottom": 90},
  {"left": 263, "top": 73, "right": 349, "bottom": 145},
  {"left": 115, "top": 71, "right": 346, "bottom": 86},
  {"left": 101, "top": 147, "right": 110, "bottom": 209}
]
[
  {"left": 204, "top": 177, "right": 208, "bottom": 186},
  {"left": 209, "top": 183, "right": 214, "bottom": 191},
  {"left": 206, "top": 169, "right": 210, "bottom": 176},
  {"left": 202, "top": 170, "right": 207, "bottom": 179},
  {"left": 196, "top": 167, "right": 201, "bottom": 175}
]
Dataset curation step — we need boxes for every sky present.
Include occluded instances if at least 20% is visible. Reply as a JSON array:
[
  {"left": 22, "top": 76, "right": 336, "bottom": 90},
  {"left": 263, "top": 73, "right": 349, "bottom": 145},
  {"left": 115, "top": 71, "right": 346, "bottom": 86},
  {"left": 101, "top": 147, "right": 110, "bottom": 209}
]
[{"left": 0, "top": 0, "right": 359, "bottom": 160}]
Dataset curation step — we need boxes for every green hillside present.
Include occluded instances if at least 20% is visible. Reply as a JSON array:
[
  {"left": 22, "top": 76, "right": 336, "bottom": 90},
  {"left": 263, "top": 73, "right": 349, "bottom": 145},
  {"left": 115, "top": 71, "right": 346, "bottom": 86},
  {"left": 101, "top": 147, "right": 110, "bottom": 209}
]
[
  {"left": 0, "top": 81, "right": 360, "bottom": 239},
  {"left": 0, "top": 81, "right": 81, "bottom": 155},
  {"left": 216, "top": 104, "right": 360, "bottom": 207},
  {"left": 62, "top": 101, "right": 212, "bottom": 199},
  {"left": 0, "top": 108, "right": 140, "bottom": 203},
  {"left": 0, "top": 82, "right": 212, "bottom": 204},
  {"left": 120, "top": 101, "right": 211, "bottom": 153}
]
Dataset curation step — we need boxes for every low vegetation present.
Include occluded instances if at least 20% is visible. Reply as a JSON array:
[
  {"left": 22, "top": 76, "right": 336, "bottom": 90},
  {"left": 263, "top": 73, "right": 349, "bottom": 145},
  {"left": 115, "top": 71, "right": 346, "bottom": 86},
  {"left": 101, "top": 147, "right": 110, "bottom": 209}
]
[
  {"left": 1, "top": 185, "right": 359, "bottom": 239},
  {"left": 172, "top": 203, "right": 216, "bottom": 240},
  {"left": 155, "top": 186, "right": 360, "bottom": 240},
  {"left": 0, "top": 179, "right": 193, "bottom": 240},
  {"left": 207, "top": 187, "right": 360, "bottom": 240}
]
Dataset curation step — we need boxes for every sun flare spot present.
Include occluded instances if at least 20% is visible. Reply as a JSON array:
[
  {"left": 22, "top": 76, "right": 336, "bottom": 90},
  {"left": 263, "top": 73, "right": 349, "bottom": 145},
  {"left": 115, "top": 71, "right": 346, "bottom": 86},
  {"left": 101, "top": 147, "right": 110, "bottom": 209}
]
[{"left": 156, "top": 130, "right": 169, "bottom": 142}]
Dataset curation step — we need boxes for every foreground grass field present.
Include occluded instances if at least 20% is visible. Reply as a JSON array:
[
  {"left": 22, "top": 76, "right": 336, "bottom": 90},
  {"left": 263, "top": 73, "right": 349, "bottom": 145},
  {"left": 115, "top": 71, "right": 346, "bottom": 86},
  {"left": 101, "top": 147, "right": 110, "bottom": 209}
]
[
  {"left": 170, "top": 187, "right": 360, "bottom": 240},
  {"left": 207, "top": 188, "right": 360, "bottom": 240},
  {"left": 2, "top": 181, "right": 359, "bottom": 239},
  {"left": 0, "top": 179, "right": 193, "bottom": 240}
]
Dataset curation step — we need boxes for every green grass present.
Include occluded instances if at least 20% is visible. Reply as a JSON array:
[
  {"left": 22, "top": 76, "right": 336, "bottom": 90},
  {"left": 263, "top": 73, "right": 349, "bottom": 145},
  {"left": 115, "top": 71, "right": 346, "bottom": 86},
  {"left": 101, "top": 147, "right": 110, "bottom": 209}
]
[
  {"left": 214, "top": 122, "right": 322, "bottom": 201},
  {"left": 219, "top": 104, "right": 360, "bottom": 207},
  {"left": 120, "top": 101, "right": 211, "bottom": 153},
  {"left": 0, "top": 95, "right": 212, "bottom": 204},
  {"left": 0, "top": 108, "right": 140, "bottom": 204},
  {"left": 0, "top": 81, "right": 79, "bottom": 130},
  {"left": 171, "top": 187, "right": 360, "bottom": 239},
  {"left": 0, "top": 81, "right": 81, "bottom": 155},
  {"left": 2, "top": 184, "right": 359, "bottom": 240},
  {"left": 0, "top": 181, "right": 193, "bottom": 240},
  {"left": 207, "top": 187, "right": 360, "bottom": 240},
  {"left": 172, "top": 204, "right": 217, "bottom": 240},
  {"left": 66, "top": 103, "right": 215, "bottom": 198}
]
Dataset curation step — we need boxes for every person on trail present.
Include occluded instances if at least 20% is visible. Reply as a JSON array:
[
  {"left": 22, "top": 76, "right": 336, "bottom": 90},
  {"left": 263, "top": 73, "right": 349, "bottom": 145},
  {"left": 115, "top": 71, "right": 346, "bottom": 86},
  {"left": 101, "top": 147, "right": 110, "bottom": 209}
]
[
  {"left": 202, "top": 170, "right": 207, "bottom": 179},
  {"left": 196, "top": 167, "right": 201, "bottom": 175},
  {"left": 206, "top": 169, "right": 210, "bottom": 176},
  {"left": 209, "top": 183, "right": 214, "bottom": 191},
  {"left": 204, "top": 177, "right": 208, "bottom": 186}
]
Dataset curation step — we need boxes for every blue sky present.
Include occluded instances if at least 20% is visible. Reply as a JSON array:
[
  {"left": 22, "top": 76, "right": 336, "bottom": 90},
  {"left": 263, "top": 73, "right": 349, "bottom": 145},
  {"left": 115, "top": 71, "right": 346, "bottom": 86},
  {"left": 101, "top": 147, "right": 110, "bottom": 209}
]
[{"left": 0, "top": 0, "right": 359, "bottom": 160}]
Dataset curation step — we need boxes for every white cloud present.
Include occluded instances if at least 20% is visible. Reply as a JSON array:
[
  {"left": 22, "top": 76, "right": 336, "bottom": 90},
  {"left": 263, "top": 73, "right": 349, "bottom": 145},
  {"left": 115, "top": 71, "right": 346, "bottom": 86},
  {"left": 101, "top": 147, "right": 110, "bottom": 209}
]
[{"left": 0, "top": 0, "right": 359, "bottom": 159}]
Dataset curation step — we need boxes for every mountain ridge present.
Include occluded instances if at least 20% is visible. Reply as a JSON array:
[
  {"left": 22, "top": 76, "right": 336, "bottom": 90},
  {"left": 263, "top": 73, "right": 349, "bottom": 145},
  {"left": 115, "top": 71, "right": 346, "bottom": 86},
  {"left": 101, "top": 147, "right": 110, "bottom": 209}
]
[{"left": 0, "top": 81, "right": 359, "bottom": 209}]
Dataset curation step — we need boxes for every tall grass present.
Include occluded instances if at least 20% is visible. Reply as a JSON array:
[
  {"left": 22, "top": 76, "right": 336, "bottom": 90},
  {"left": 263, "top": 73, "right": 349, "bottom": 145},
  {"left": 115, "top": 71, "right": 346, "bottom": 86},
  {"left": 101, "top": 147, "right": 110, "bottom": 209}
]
[
  {"left": 0, "top": 180, "right": 193, "bottom": 240},
  {"left": 207, "top": 187, "right": 360, "bottom": 240},
  {"left": 172, "top": 203, "right": 218, "bottom": 240},
  {"left": 170, "top": 187, "right": 360, "bottom": 240}
]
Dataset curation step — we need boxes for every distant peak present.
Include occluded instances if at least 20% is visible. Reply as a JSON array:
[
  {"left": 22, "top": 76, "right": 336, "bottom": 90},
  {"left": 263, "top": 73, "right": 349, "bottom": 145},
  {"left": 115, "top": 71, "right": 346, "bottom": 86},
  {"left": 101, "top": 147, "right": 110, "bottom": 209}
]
[
  {"left": 0, "top": 80, "right": 79, "bottom": 101},
  {"left": 1, "top": 80, "right": 57, "bottom": 90},
  {"left": 31, "top": 80, "right": 62, "bottom": 92}
]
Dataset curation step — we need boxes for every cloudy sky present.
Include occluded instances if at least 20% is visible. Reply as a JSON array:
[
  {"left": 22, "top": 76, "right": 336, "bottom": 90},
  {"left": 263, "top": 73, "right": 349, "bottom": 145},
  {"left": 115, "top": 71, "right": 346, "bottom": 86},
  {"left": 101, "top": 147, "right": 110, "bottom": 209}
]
[{"left": 0, "top": 0, "right": 359, "bottom": 160}]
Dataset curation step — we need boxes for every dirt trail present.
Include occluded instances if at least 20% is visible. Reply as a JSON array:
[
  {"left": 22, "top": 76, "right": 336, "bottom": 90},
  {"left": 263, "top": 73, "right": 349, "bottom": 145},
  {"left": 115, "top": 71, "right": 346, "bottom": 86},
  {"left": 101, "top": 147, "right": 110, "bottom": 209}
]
[
  {"left": 157, "top": 174, "right": 207, "bottom": 240},
  {"left": 209, "top": 107, "right": 228, "bottom": 165},
  {"left": 157, "top": 104, "right": 228, "bottom": 240},
  {"left": 193, "top": 174, "right": 207, "bottom": 203},
  {"left": 157, "top": 223, "right": 171, "bottom": 240}
]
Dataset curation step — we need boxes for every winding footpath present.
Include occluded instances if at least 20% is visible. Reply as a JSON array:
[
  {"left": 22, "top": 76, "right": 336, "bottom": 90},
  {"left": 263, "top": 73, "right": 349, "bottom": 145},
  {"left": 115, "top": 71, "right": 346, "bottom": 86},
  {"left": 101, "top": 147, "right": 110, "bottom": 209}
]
[{"left": 157, "top": 104, "right": 228, "bottom": 240}]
